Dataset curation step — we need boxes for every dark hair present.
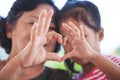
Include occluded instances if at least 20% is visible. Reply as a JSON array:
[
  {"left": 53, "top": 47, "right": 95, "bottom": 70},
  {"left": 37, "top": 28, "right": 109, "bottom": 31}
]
[
  {"left": 58, "top": 1, "right": 101, "bottom": 74},
  {"left": 58, "top": 1, "right": 101, "bottom": 32},
  {"left": 0, "top": 0, "right": 60, "bottom": 54}
]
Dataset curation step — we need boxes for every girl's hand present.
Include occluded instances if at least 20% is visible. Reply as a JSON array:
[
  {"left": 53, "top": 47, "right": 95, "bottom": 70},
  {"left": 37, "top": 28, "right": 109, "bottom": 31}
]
[{"left": 61, "top": 22, "right": 95, "bottom": 63}]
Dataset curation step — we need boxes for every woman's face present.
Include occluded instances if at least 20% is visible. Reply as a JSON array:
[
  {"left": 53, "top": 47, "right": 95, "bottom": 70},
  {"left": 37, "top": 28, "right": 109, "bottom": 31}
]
[
  {"left": 7, "top": 4, "right": 57, "bottom": 55},
  {"left": 59, "top": 18, "right": 103, "bottom": 64}
]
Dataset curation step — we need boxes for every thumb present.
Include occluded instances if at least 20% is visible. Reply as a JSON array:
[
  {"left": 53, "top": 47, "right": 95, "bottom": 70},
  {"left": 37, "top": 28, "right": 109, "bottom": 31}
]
[
  {"left": 46, "top": 52, "right": 62, "bottom": 62},
  {"left": 61, "top": 51, "right": 74, "bottom": 61}
]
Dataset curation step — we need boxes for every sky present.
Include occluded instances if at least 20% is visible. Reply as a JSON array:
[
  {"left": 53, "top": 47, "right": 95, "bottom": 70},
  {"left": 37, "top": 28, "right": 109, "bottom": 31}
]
[{"left": 0, "top": 0, "right": 120, "bottom": 60}]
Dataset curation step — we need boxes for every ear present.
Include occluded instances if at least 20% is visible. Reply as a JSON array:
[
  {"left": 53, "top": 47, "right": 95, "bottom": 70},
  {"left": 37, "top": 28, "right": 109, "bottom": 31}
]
[
  {"left": 98, "top": 27, "right": 104, "bottom": 41},
  {"left": 6, "top": 22, "right": 12, "bottom": 39}
]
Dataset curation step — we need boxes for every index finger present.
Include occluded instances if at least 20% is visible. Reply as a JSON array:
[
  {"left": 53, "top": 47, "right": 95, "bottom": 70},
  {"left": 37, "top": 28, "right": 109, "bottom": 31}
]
[
  {"left": 37, "top": 9, "right": 47, "bottom": 35},
  {"left": 44, "top": 9, "right": 54, "bottom": 34}
]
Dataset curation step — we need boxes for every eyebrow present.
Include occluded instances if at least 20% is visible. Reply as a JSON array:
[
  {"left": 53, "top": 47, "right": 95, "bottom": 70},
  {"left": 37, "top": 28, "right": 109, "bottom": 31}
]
[{"left": 29, "top": 15, "right": 39, "bottom": 20}]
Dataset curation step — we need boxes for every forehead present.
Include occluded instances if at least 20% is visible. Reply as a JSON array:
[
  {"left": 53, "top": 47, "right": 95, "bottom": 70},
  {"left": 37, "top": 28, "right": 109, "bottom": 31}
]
[
  {"left": 59, "top": 18, "right": 92, "bottom": 34},
  {"left": 16, "top": 3, "right": 56, "bottom": 27},
  {"left": 36, "top": 4, "right": 55, "bottom": 26},
  {"left": 63, "top": 18, "right": 80, "bottom": 27},
  {"left": 31, "top": 4, "right": 54, "bottom": 16},
  {"left": 22, "top": 4, "right": 55, "bottom": 22},
  {"left": 37, "top": 4, "right": 54, "bottom": 11},
  {"left": 60, "top": 17, "right": 82, "bottom": 30}
]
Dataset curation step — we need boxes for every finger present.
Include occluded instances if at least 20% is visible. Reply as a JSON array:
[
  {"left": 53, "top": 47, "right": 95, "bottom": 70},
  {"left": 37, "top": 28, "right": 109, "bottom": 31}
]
[
  {"left": 61, "top": 51, "right": 74, "bottom": 61},
  {"left": 62, "top": 23, "right": 75, "bottom": 33},
  {"left": 37, "top": 9, "right": 47, "bottom": 35},
  {"left": 44, "top": 9, "right": 54, "bottom": 34},
  {"left": 46, "top": 52, "right": 62, "bottom": 62},
  {"left": 52, "top": 31, "right": 63, "bottom": 44},
  {"left": 30, "top": 23, "right": 37, "bottom": 42},
  {"left": 68, "top": 22, "right": 80, "bottom": 34},
  {"left": 62, "top": 23, "right": 76, "bottom": 36},
  {"left": 47, "top": 31, "right": 63, "bottom": 44},
  {"left": 78, "top": 24, "right": 85, "bottom": 40}
]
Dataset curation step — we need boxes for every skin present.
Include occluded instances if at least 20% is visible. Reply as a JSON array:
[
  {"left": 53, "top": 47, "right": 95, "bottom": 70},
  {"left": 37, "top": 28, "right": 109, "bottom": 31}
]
[
  {"left": 60, "top": 18, "right": 102, "bottom": 64},
  {"left": 59, "top": 18, "right": 120, "bottom": 80},
  {"left": 0, "top": 4, "right": 62, "bottom": 80},
  {"left": 1, "top": 3, "right": 120, "bottom": 80},
  {"left": 7, "top": 4, "right": 59, "bottom": 60}
]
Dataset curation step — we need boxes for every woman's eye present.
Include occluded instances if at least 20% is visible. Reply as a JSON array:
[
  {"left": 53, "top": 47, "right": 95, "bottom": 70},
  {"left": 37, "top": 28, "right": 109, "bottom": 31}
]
[
  {"left": 27, "top": 22, "right": 35, "bottom": 27},
  {"left": 29, "top": 22, "right": 34, "bottom": 25},
  {"left": 49, "top": 26, "right": 56, "bottom": 31}
]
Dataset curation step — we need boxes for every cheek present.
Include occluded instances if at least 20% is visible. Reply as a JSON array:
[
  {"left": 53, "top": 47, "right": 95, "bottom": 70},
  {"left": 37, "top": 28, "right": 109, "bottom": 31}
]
[
  {"left": 13, "top": 27, "right": 31, "bottom": 47},
  {"left": 86, "top": 36, "right": 98, "bottom": 50},
  {"left": 20, "top": 29, "right": 31, "bottom": 41},
  {"left": 10, "top": 31, "right": 29, "bottom": 54}
]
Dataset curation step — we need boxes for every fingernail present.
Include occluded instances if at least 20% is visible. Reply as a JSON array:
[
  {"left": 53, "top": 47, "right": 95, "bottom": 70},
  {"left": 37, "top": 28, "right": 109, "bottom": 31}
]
[
  {"left": 62, "top": 23, "right": 65, "bottom": 26},
  {"left": 40, "top": 9, "right": 47, "bottom": 19},
  {"left": 49, "top": 9, "right": 54, "bottom": 16},
  {"left": 69, "top": 21, "right": 72, "bottom": 24},
  {"left": 42, "top": 9, "right": 47, "bottom": 14}
]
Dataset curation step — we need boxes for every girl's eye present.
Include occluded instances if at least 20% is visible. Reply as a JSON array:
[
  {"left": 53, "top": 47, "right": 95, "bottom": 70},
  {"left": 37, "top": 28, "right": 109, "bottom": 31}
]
[{"left": 84, "top": 35, "right": 87, "bottom": 37}]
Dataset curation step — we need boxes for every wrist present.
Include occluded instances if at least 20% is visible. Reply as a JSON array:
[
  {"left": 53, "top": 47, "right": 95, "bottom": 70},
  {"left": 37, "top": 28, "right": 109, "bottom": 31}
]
[
  {"left": 88, "top": 51, "right": 100, "bottom": 62},
  {"left": 0, "top": 57, "right": 23, "bottom": 80}
]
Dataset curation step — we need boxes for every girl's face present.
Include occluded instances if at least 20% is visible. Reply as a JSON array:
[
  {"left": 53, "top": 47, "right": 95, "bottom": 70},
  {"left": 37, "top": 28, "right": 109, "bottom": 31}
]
[
  {"left": 59, "top": 18, "right": 103, "bottom": 64},
  {"left": 7, "top": 4, "right": 57, "bottom": 55}
]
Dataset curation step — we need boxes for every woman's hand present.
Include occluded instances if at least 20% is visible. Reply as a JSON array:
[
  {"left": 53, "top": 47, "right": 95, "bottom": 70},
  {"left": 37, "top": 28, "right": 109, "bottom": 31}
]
[
  {"left": 0, "top": 9, "right": 62, "bottom": 80},
  {"left": 18, "top": 9, "right": 62, "bottom": 79},
  {"left": 20, "top": 9, "right": 62, "bottom": 67}
]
